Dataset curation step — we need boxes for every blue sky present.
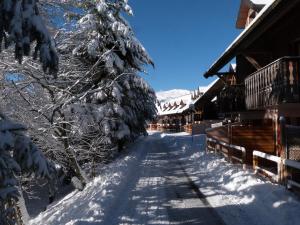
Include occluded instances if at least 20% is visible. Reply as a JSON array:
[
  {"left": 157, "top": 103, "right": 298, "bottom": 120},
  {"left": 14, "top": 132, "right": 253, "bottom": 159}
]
[{"left": 127, "top": 1, "right": 241, "bottom": 92}]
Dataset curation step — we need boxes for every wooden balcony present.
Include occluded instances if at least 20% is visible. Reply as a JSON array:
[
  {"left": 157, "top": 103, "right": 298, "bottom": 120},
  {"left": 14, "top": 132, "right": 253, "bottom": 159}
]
[{"left": 245, "top": 57, "right": 300, "bottom": 110}]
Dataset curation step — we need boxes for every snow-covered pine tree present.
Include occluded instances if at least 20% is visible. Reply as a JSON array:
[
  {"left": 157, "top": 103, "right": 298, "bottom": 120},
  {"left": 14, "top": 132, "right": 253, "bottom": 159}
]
[
  {"left": 0, "top": 0, "right": 157, "bottom": 185},
  {"left": 66, "top": 0, "right": 157, "bottom": 156},
  {"left": 3, "top": 0, "right": 158, "bottom": 170},
  {"left": 45, "top": 0, "right": 158, "bottom": 172},
  {"left": 0, "top": 1, "right": 59, "bottom": 224},
  {"left": 68, "top": 73, "right": 157, "bottom": 166}
]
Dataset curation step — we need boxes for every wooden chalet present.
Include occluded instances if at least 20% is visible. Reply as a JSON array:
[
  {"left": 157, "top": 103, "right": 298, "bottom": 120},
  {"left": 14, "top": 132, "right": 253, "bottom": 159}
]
[
  {"left": 148, "top": 78, "right": 228, "bottom": 133},
  {"left": 153, "top": 91, "right": 201, "bottom": 133},
  {"left": 205, "top": 0, "right": 300, "bottom": 187}
]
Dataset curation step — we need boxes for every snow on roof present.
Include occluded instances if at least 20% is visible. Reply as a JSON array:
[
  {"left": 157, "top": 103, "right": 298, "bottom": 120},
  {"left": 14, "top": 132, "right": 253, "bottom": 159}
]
[
  {"left": 156, "top": 79, "right": 219, "bottom": 116},
  {"left": 156, "top": 93, "right": 192, "bottom": 116},
  {"left": 250, "top": 0, "right": 274, "bottom": 5}
]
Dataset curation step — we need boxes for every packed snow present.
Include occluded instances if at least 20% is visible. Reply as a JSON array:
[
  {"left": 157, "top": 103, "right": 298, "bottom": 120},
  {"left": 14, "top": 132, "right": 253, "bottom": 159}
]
[{"left": 30, "top": 132, "right": 300, "bottom": 225}]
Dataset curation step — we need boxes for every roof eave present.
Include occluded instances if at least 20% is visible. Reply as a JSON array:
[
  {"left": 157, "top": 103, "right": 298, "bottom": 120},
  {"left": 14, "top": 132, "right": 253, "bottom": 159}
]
[{"left": 203, "top": 0, "right": 283, "bottom": 78}]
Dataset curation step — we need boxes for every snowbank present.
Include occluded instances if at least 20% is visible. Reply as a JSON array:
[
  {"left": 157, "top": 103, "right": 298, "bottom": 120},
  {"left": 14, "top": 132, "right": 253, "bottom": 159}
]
[
  {"left": 29, "top": 138, "right": 145, "bottom": 225},
  {"left": 173, "top": 134, "right": 300, "bottom": 225}
]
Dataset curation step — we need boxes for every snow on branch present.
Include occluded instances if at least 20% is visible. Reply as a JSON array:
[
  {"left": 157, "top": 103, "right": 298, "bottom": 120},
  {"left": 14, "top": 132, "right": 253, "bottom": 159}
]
[
  {"left": 0, "top": 0, "right": 59, "bottom": 74},
  {"left": 72, "top": 0, "right": 154, "bottom": 73},
  {"left": 0, "top": 113, "right": 55, "bottom": 224}
]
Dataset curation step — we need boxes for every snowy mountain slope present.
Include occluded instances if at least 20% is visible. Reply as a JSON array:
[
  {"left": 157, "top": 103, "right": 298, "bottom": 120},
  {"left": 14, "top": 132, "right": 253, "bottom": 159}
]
[
  {"left": 156, "top": 81, "right": 217, "bottom": 105},
  {"left": 156, "top": 89, "right": 190, "bottom": 103},
  {"left": 155, "top": 80, "right": 218, "bottom": 116}
]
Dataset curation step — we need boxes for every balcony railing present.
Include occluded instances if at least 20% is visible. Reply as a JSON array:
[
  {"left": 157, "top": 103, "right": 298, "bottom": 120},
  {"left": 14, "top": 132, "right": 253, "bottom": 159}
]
[{"left": 245, "top": 57, "right": 300, "bottom": 110}]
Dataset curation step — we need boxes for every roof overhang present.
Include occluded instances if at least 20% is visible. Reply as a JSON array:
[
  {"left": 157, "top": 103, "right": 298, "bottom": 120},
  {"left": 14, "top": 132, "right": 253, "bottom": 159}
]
[
  {"left": 203, "top": 0, "right": 295, "bottom": 78},
  {"left": 194, "top": 79, "right": 225, "bottom": 108}
]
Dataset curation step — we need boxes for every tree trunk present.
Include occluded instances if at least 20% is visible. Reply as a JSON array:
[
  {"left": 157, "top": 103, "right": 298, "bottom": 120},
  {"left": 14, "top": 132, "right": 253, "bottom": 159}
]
[
  {"left": 61, "top": 122, "right": 88, "bottom": 190},
  {"left": 16, "top": 185, "right": 29, "bottom": 225}
]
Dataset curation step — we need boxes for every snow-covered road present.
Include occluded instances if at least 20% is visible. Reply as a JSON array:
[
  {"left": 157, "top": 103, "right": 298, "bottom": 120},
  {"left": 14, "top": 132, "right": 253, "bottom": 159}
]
[
  {"left": 99, "top": 133, "right": 225, "bottom": 225},
  {"left": 30, "top": 133, "right": 224, "bottom": 225},
  {"left": 30, "top": 132, "right": 300, "bottom": 225}
]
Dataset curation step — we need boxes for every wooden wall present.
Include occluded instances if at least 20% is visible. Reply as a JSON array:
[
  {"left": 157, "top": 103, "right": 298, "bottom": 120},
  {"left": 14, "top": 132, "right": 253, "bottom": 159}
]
[
  {"left": 231, "top": 124, "right": 275, "bottom": 163},
  {"left": 206, "top": 125, "right": 230, "bottom": 144},
  {"left": 206, "top": 121, "right": 275, "bottom": 164}
]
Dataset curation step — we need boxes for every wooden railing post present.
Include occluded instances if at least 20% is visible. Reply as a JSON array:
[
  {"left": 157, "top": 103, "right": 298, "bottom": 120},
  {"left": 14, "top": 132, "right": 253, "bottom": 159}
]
[
  {"left": 279, "top": 116, "right": 288, "bottom": 159},
  {"left": 278, "top": 159, "right": 284, "bottom": 184},
  {"left": 253, "top": 154, "right": 258, "bottom": 172},
  {"left": 206, "top": 138, "right": 209, "bottom": 153},
  {"left": 253, "top": 150, "right": 281, "bottom": 182},
  {"left": 279, "top": 116, "right": 288, "bottom": 184},
  {"left": 228, "top": 144, "right": 232, "bottom": 163},
  {"left": 241, "top": 147, "right": 246, "bottom": 169}
]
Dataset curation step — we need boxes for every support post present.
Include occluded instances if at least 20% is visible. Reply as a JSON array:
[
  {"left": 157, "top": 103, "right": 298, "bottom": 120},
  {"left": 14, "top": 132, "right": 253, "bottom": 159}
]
[
  {"left": 280, "top": 116, "right": 288, "bottom": 185},
  {"left": 253, "top": 155, "right": 258, "bottom": 172},
  {"left": 279, "top": 116, "right": 288, "bottom": 159},
  {"left": 241, "top": 147, "right": 247, "bottom": 169}
]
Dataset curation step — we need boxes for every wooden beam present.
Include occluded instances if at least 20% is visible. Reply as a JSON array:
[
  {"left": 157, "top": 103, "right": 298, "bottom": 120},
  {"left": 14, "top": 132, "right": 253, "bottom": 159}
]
[
  {"left": 243, "top": 54, "right": 261, "bottom": 70},
  {"left": 215, "top": 72, "right": 236, "bottom": 76},
  {"left": 216, "top": 74, "right": 227, "bottom": 85}
]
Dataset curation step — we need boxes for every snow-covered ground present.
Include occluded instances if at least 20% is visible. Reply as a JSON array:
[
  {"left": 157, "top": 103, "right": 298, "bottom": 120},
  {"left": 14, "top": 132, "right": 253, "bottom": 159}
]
[
  {"left": 30, "top": 136, "right": 151, "bottom": 225},
  {"left": 30, "top": 132, "right": 300, "bottom": 225},
  {"left": 166, "top": 134, "right": 300, "bottom": 225}
]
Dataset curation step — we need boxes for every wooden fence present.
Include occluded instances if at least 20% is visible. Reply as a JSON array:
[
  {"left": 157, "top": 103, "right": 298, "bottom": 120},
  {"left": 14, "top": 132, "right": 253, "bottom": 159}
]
[
  {"left": 206, "top": 118, "right": 300, "bottom": 190},
  {"left": 253, "top": 150, "right": 281, "bottom": 182},
  {"left": 207, "top": 136, "right": 300, "bottom": 189},
  {"left": 206, "top": 122, "right": 275, "bottom": 164},
  {"left": 253, "top": 150, "right": 300, "bottom": 189},
  {"left": 207, "top": 137, "right": 246, "bottom": 167},
  {"left": 280, "top": 117, "right": 300, "bottom": 188}
]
